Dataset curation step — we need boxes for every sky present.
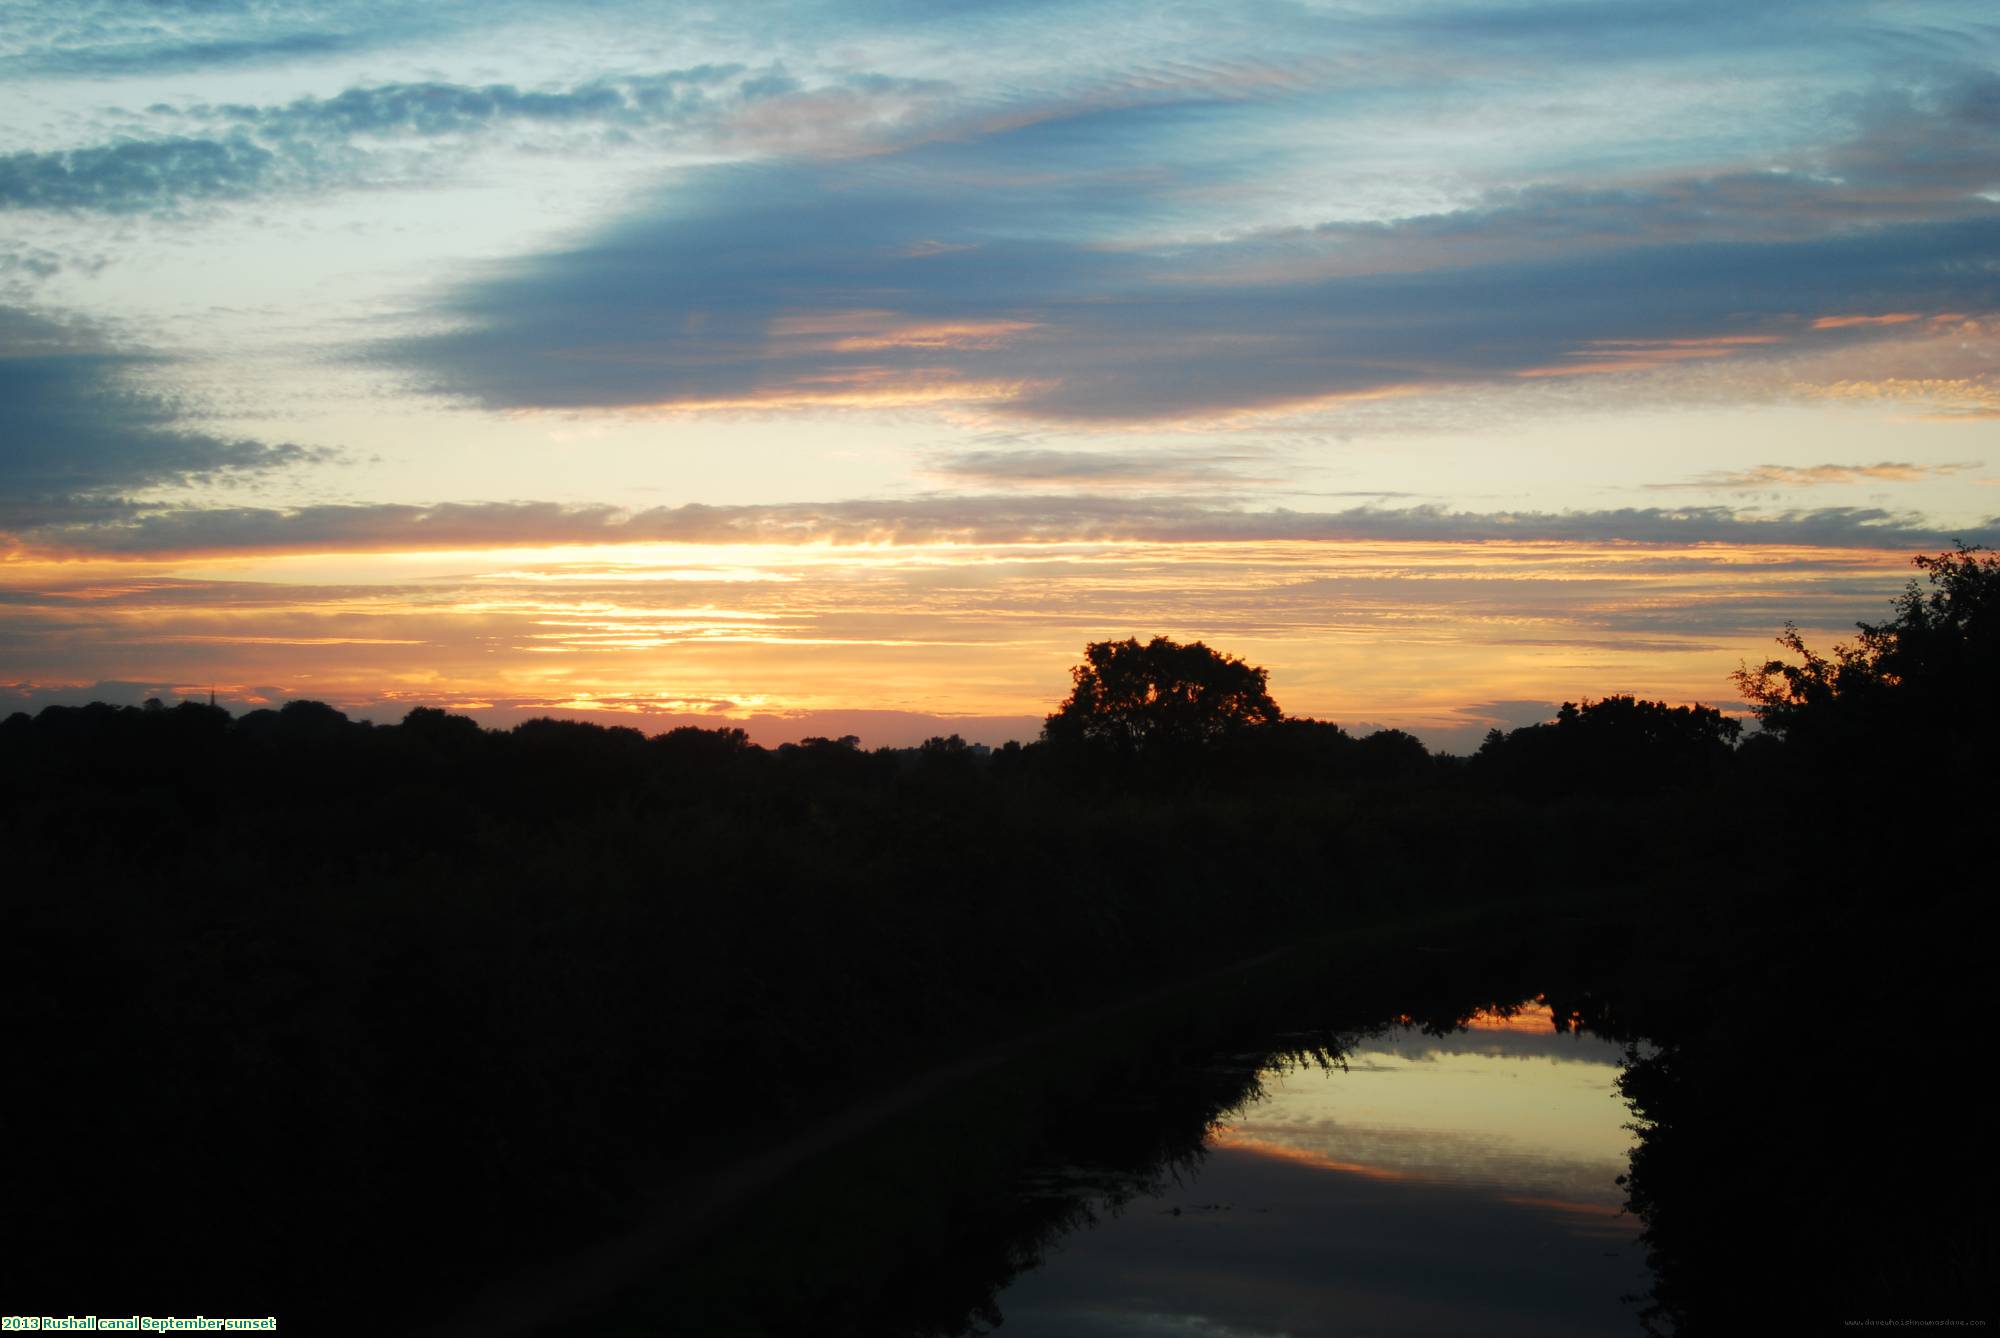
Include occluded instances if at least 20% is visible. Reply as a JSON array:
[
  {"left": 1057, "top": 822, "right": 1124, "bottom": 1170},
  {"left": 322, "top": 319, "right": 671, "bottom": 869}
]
[{"left": 4, "top": 0, "right": 1997, "bottom": 749}]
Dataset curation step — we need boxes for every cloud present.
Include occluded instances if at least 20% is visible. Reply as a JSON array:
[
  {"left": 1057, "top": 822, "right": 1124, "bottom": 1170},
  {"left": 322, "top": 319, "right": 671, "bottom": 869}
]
[
  {"left": 0, "top": 305, "right": 332, "bottom": 513},
  {"left": 926, "top": 448, "right": 1277, "bottom": 488},
  {"left": 1810, "top": 313, "right": 1923, "bottom": 330},
  {"left": 211, "top": 68, "right": 757, "bottom": 139},
  {"left": 0, "top": 135, "right": 282, "bottom": 213},
  {"left": 193, "top": 65, "right": 954, "bottom": 163},
  {"left": 1651, "top": 461, "right": 1984, "bottom": 490},
  {"left": 0, "top": 0, "right": 1887, "bottom": 87},
  {"left": 1274, "top": 170, "right": 1999, "bottom": 284},
  {"left": 386, "top": 151, "right": 2000, "bottom": 422},
  {"left": 373, "top": 70, "right": 2000, "bottom": 422},
  {"left": 1412, "top": 700, "right": 1570, "bottom": 756},
  {"left": 4, "top": 28, "right": 373, "bottom": 78},
  {"left": 1, "top": 246, "right": 75, "bottom": 281},
  {"left": 10, "top": 493, "right": 1994, "bottom": 559},
  {"left": 1795, "top": 375, "right": 2000, "bottom": 418},
  {"left": 0, "top": 0, "right": 475, "bottom": 78},
  {"left": 0, "top": 67, "right": 953, "bottom": 214},
  {"left": 1823, "top": 71, "right": 2000, "bottom": 198},
  {"left": 0, "top": 245, "right": 110, "bottom": 304}
]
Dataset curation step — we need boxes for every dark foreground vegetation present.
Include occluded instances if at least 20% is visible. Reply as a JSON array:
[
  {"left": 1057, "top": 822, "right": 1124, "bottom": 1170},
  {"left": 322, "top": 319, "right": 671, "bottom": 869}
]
[{"left": 5, "top": 547, "right": 1995, "bottom": 1335}]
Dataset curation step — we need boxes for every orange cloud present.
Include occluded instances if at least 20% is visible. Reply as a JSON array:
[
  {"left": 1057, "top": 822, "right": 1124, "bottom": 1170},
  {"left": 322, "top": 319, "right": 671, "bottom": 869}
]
[
  {"left": 829, "top": 320, "right": 1043, "bottom": 352},
  {"left": 1796, "top": 377, "right": 2000, "bottom": 418},
  {"left": 1515, "top": 334, "right": 1784, "bottom": 378},
  {"left": 626, "top": 376, "right": 1039, "bottom": 413},
  {"left": 1208, "top": 1128, "right": 1411, "bottom": 1181},
  {"left": 1498, "top": 1193, "right": 1631, "bottom": 1222},
  {"left": 768, "top": 309, "right": 1041, "bottom": 352},
  {"left": 1652, "top": 460, "right": 1980, "bottom": 490},
  {"left": 1810, "top": 312, "right": 1923, "bottom": 329}
]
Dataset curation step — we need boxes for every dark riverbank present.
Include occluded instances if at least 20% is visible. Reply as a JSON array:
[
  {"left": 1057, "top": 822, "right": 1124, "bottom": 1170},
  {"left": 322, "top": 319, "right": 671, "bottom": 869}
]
[
  {"left": 445, "top": 879, "right": 1990, "bottom": 1337},
  {"left": 2, "top": 701, "right": 1734, "bottom": 1333},
  {"left": 467, "top": 894, "right": 1648, "bottom": 1338}
]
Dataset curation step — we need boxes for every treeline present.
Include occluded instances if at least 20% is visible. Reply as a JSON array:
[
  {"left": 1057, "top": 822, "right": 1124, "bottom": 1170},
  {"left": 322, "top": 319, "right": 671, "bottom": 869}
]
[
  {"left": 4, "top": 547, "right": 1994, "bottom": 1333},
  {"left": 0, "top": 694, "right": 1523, "bottom": 1330}
]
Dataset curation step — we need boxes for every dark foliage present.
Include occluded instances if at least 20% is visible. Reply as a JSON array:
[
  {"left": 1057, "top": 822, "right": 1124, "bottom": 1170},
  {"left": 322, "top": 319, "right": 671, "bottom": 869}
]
[
  {"left": 1473, "top": 695, "right": 1741, "bottom": 798},
  {"left": 1042, "top": 636, "right": 1282, "bottom": 761},
  {"left": 1735, "top": 543, "right": 2000, "bottom": 768}
]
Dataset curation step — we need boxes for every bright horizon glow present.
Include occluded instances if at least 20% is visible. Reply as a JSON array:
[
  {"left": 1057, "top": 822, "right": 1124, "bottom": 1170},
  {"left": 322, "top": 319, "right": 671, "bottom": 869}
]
[{"left": 0, "top": 535, "right": 1925, "bottom": 750}]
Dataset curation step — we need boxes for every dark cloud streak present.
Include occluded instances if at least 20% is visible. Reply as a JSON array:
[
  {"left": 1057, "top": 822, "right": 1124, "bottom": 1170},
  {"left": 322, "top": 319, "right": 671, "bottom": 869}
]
[
  {"left": 0, "top": 305, "right": 332, "bottom": 513},
  {"left": 12, "top": 494, "right": 1994, "bottom": 558},
  {"left": 0, "top": 135, "right": 279, "bottom": 213},
  {"left": 927, "top": 448, "right": 1275, "bottom": 487}
]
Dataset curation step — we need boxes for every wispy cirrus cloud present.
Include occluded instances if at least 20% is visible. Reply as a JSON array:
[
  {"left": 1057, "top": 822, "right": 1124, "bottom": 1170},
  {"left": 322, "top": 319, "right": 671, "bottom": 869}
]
[
  {"left": 925, "top": 448, "right": 1278, "bottom": 489},
  {"left": 1651, "top": 461, "right": 1984, "bottom": 490},
  {"left": 0, "top": 0, "right": 496, "bottom": 78},
  {"left": 0, "top": 66, "right": 954, "bottom": 214}
]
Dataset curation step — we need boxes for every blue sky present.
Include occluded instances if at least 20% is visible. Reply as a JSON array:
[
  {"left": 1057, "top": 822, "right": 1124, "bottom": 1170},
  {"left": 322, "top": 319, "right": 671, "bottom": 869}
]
[{"left": 3, "top": 0, "right": 1997, "bottom": 745}]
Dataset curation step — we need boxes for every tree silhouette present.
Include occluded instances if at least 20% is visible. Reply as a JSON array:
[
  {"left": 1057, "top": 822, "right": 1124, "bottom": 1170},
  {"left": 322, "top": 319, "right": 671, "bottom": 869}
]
[
  {"left": 1734, "top": 544, "right": 1999, "bottom": 747},
  {"left": 1474, "top": 695, "right": 1741, "bottom": 797},
  {"left": 1042, "top": 636, "right": 1282, "bottom": 758}
]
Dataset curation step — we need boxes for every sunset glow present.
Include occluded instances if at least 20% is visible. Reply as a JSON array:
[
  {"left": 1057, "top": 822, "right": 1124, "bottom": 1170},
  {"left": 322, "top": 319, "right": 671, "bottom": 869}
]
[
  {"left": 4, "top": 3, "right": 1996, "bottom": 741},
  {"left": 1464, "top": 1002, "right": 1566, "bottom": 1035},
  {"left": 0, "top": 536, "right": 1928, "bottom": 746}
]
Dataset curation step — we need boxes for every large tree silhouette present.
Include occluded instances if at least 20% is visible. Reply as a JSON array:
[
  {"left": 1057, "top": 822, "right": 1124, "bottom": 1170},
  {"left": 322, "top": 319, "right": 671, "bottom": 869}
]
[
  {"left": 1474, "top": 695, "right": 1741, "bottom": 798},
  {"left": 1734, "top": 543, "right": 1998, "bottom": 748},
  {"left": 1042, "top": 636, "right": 1282, "bottom": 757}
]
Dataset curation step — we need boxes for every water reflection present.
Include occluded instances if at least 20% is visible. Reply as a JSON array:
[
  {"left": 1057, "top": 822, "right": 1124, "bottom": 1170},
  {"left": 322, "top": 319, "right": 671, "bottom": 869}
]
[{"left": 982, "top": 1002, "right": 1646, "bottom": 1337}]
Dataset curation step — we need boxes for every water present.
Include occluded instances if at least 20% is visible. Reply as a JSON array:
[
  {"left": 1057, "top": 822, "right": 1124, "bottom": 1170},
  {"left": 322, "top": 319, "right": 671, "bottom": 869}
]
[{"left": 980, "top": 1002, "right": 1648, "bottom": 1337}]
